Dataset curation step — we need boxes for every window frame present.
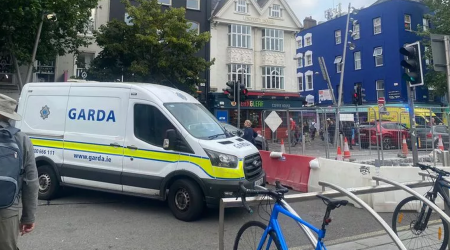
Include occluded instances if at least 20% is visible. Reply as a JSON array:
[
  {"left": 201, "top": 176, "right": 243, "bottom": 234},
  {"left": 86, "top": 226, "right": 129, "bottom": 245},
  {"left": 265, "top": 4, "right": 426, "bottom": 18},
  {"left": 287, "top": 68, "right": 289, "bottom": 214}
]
[
  {"left": 304, "top": 33, "right": 312, "bottom": 46},
  {"left": 187, "top": 21, "right": 200, "bottom": 34},
  {"left": 373, "top": 47, "right": 383, "bottom": 67},
  {"left": 404, "top": 14, "right": 412, "bottom": 31},
  {"left": 353, "top": 23, "right": 360, "bottom": 40},
  {"left": 297, "top": 53, "right": 303, "bottom": 68},
  {"left": 228, "top": 64, "right": 252, "bottom": 88},
  {"left": 334, "top": 56, "right": 342, "bottom": 73},
  {"left": 373, "top": 17, "right": 382, "bottom": 35},
  {"left": 262, "top": 66, "right": 285, "bottom": 90},
  {"left": 262, "top": 28, "right": 284, "bottom": 52},
  {"left": 297, "top": 73, "right": 304, "bottom": 92},
  {"left": 354, "top": 51, "right": 361, "bottom": 70},
  {"left": 304, "top": 51, "right": 313, "bottom": 67},
  {"left": 335, "top": 30, "right": 342, "bottom": 44},
  {"left": 236, "top": 0, "right": 247, "bottom": 13},
  {"left": 376, "top": 80, "right": 385, "bottom": 99},
  {"left": 423, "top": 17, "right": 430, "bottom": 31},
  {"left": 270, "top": 4, "right": 281, "bottom": 18},
  {"left": 186, "top": 0, "right": 200, "bottom": 10},
  {"left": 228, "top": 24, "right": 252, "bottom": 49},
  {"left": 158, "top": 0, "right": 171, "bottom": 6},
  {"left": 305, "top": 71, "right": 314, "bottom": 91},
  {"left": 297, "top": 38, "right": 303, "bottom": 48}
]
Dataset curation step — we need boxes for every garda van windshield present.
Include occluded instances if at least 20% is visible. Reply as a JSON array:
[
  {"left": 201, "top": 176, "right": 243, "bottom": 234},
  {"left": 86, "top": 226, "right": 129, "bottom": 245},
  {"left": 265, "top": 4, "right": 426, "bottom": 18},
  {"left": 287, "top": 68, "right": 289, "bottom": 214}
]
[{"left": 164, "top": 103, "right": 228, "bottom": 140}]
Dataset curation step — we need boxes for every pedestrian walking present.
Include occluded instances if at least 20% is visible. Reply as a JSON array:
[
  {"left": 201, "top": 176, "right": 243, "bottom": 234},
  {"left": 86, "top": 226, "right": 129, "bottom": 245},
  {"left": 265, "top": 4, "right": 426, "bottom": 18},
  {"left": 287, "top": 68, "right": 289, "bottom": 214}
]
[
  {"left": 0, "top": 94, "right": 39, "bottom": 250},
  {"left": 242, "top": 120, "right": 257, "bottom": 145}
]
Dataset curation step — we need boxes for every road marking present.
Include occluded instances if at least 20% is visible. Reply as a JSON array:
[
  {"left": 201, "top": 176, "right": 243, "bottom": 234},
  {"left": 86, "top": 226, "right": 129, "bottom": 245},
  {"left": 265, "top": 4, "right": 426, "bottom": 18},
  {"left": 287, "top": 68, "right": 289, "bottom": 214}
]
[{"left": 288, "top": 220, "right": 441, "bottom": 250}]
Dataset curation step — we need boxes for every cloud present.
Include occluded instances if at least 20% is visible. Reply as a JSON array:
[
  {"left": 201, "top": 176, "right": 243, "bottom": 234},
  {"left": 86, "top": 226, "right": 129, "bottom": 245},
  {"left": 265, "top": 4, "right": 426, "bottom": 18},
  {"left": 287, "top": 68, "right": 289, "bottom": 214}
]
[{"left": 286, "top": 0, "right": 378, "bottom": 22}]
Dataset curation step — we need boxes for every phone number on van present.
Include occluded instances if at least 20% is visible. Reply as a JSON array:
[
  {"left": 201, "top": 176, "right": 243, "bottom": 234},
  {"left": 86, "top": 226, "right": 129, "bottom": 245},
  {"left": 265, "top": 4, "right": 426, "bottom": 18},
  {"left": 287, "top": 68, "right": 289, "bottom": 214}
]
[{"left": 34, "top": 148, "right": 55, "bottom": 155}]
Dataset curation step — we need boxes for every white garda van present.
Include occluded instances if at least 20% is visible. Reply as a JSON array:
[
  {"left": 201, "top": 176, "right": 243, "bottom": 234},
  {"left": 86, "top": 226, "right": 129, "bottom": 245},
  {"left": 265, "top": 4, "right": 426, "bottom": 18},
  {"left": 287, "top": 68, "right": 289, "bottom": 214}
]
[{"left": 15, "top": 82, "right": 265, "bottom": 221}]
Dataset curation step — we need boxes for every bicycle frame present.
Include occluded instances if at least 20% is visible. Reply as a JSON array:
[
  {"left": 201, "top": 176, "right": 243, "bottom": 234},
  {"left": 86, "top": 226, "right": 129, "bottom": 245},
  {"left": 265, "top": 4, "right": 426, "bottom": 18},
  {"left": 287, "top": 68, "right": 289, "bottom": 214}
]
[{"left": 256, "top": 202, "right": 326, "bottom": 250}]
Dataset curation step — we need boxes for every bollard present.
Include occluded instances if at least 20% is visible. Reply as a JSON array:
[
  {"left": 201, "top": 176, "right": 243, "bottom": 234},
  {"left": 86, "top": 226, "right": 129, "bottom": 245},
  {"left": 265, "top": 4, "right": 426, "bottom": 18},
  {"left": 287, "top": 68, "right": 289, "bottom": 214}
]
[{"left": 302, "top": 134, "right": 305, "bottom": 155}]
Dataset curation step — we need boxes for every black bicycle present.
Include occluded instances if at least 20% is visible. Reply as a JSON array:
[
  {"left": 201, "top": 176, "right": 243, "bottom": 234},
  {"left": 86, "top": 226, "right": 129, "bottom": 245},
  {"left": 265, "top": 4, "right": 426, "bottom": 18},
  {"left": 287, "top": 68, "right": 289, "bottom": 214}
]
[{"left": 392, "top": 163, "right": 450, "bottom": 249}]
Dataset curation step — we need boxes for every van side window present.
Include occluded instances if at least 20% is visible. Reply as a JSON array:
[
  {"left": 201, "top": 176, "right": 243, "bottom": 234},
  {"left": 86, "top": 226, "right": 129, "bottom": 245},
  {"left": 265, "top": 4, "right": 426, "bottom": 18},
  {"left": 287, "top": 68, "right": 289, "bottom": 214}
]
[{"left": 134, "top": 104, "right": 175, "bottom": 147}]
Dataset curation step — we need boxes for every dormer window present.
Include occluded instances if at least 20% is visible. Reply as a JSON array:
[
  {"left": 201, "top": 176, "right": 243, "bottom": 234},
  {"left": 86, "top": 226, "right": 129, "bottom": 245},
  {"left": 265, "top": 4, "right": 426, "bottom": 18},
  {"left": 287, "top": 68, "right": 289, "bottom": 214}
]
[
  {"left": 270, "top": 4, "right": 281, "bottom": 18},
  {"left": 236, "top": 0, "right": 247, "bottom": 13}
]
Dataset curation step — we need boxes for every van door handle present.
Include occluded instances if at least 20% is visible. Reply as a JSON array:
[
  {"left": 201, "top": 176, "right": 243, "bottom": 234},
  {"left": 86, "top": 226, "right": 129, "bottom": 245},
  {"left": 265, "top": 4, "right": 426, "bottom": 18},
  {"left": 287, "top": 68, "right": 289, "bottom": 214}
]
[
  {"left": 127, "top": 145, "right": 138, "bottom": 150},
  {"left": 110, "top": 142, "right": 120, "bottom": 147}
]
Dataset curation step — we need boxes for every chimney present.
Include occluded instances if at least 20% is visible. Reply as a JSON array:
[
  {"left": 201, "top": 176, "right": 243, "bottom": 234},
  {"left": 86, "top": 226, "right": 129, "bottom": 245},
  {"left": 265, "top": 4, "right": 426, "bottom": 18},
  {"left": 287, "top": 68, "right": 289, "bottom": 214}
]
[{"left": 303, "top": 16, "right": 317, "bottom": 29}]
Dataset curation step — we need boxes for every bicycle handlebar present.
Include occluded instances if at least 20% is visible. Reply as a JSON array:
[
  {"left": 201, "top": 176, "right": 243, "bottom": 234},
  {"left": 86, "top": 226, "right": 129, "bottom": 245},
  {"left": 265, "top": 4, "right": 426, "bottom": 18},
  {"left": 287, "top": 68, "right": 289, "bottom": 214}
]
[
  {"left": 238, "top": 181, "right": 289, "bottom": 213},
  {"left": 418, "top": 163, "right": 450, "bottom": 177}
]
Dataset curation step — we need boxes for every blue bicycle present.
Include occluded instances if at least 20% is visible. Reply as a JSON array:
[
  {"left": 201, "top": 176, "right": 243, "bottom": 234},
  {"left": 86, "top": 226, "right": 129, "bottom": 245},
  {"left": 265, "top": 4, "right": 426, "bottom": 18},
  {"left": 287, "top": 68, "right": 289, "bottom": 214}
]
[{"left": 233, "top": 181, "right": 348, "bottom": 250}]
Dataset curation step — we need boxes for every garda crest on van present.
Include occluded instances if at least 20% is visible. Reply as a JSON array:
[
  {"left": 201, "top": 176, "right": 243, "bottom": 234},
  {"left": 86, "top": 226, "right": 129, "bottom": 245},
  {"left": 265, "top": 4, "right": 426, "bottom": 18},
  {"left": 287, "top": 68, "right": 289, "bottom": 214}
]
[{"left": 68, "top": 108, "right": 116, "bottom": 122}]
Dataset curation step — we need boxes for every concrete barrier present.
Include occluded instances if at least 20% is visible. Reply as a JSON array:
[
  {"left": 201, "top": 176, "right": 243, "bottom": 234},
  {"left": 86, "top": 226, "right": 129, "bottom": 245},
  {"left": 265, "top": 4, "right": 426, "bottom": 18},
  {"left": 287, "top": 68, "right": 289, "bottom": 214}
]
[{"left": 308, "top": 158, "right": 450, "bottom": 212}]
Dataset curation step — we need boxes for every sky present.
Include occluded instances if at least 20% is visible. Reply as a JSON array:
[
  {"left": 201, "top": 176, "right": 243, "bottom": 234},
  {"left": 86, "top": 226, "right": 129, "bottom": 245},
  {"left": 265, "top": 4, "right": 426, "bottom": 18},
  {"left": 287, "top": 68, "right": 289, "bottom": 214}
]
[{"left": 285, "top": 0, "right": 378, "bottom": 23}]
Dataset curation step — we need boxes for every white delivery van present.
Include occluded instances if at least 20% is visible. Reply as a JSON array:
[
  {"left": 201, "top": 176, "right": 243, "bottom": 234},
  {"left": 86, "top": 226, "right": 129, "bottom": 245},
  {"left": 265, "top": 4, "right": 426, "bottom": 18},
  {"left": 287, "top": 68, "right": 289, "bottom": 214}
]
[{"left": 15, "top": 82, "right": 265, "bottom": 221}]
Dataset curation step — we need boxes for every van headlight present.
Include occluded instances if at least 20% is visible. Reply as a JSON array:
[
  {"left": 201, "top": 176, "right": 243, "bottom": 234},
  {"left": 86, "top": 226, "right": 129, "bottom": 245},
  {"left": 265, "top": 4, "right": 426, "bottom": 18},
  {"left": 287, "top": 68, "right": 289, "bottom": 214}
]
[{"left": 204, "top": 149, "right": 238, "bottom": 168}]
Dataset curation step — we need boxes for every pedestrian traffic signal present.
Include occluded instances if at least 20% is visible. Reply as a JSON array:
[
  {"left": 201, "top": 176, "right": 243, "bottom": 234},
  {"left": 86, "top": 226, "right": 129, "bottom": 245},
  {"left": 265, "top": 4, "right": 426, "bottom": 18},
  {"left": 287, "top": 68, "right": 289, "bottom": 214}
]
[
  {"left": 239, "top": 83, "right": 248, "bottom": 101},
  {"left": 223, "top": 81, "right": 237, "bottom": 101},
  {"left": 400, "top": 42, "right": 424, "bottom": 87}
]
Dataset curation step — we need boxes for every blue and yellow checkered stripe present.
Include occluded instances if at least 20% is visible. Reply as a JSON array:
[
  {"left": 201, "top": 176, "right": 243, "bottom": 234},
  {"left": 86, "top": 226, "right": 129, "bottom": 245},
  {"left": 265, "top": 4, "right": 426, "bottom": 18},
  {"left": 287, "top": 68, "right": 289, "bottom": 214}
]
[{"left": 30, "top": 137, "right": 245, "bottom": 180}]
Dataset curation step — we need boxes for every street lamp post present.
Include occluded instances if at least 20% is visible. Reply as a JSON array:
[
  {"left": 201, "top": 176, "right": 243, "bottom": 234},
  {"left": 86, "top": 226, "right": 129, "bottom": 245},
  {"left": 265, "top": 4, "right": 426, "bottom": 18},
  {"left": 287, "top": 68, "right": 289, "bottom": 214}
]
[{"left": 25, "top": 12, "right": 57, "bottom": 84}]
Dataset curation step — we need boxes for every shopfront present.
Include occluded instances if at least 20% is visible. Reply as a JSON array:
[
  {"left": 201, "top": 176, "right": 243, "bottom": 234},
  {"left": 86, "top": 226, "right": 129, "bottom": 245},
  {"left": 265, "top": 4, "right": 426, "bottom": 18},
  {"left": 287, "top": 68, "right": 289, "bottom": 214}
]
[{"left": 210, "top": 92, "right": 307, "bottom": 139}]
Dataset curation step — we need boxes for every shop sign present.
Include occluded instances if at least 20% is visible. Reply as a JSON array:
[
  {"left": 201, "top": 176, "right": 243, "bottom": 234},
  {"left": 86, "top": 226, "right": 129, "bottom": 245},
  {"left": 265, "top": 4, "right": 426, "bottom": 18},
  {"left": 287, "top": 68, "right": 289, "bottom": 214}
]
[
  {"left": 243, "top": 16, "right": 276, "bottom": 25},
  {"left": 388, "top": 91, "right": 401, "bottom": 100},
  {"left": 240, "top": 100, "right": 264, "bottom": 108}
]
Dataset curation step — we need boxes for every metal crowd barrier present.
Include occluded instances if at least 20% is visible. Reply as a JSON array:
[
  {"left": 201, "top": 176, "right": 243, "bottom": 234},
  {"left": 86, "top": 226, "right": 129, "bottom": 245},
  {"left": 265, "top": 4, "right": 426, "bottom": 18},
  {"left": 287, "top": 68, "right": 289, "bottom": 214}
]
[{"left": 218, "top": 175, "right": 445, "bottom": 250}]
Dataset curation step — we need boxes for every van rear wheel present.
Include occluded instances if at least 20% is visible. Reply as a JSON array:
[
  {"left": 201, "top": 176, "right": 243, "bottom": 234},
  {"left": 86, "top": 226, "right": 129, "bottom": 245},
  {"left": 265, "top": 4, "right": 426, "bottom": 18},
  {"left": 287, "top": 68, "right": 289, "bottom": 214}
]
[
  {"left": 38, "top": 165, "right": 59, "bottom": 200},
  {"left": 168, "top": 179, "right": 204, "bottom": 222}
]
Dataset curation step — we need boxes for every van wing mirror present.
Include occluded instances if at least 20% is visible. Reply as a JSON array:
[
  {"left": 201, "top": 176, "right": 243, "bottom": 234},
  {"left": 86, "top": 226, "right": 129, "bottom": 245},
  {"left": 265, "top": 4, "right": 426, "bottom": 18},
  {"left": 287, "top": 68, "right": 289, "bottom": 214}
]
[{"left": 163, "top": 129, "right": 177, "bottom": 150}]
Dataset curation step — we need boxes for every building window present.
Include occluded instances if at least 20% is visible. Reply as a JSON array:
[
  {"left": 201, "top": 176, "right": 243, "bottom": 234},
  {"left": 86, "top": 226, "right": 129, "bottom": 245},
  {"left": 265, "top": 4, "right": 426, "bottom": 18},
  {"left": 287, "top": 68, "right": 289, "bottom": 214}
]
[
  {"left": 84, "top": 8, "right": 96, "bottom": 34},
  {"left": 373, "top": 17, "right": 382, "bottom": 34},
  {"left": 298, "top": 73, "right": 304, "bottom": 92},
  {"left": 304, "top": 33, "right": 312, "bottom": 46},
  {"left": 124, "top": 12, "right": 133, "bottom": 25},
  {"left": 335, "top": 30, "right": 341, "bottom": 44},
  {"left": 354, "top": 51, "right": 361, "bottom": 70},
  {"left": 373, "top": 47, "right": 383, "bottom": 67},
  {"left": 236, "top": 0, "right": 247, "bottom": 13},
  {"left": 304, "top": 51, "right": 313, "bottom": 67},
  {"left": 376, "top": 80, "right": 385, "bottom": 99},
  {"left": 262, "top": 29, "right": 284, "bottom": 51},
  {"left": 228, "top": 24, "right": 252, "bottom": 48},
  {"left": 425, "top": 46, "right": 430, "bottom": 65},
  {"left": 405, "top": 14, "right": 412, "bottom": 31},
  {"left": 270, "top": 4, "right": 281, "bottom": 18},
  {"left": 423, "top": 18, "right": 430, "bottom": 31},
  {"left": 297, "top": 54, "right": 303, "bottom": 68},
  {"left": 305, "top": 71, "right": 313, "bottom": 91},
  {"left": 262, "top": 66, "right": 284, "bottom": 89},
  {"left": 187, "top": 21, "right": 199, "bottom": 34},
  {"left": 158, "top": 0, "right": 171, "bottom": 5},
  {"left": 186, "top": 0, "right": 200, "bottom": 10},
  {"left": 353, "top": 23, "right": 360, "bottom": 39},
  {"left": 334, "top": 56, "right": 342, "bottom": 73},
  {"left": 297, "top": 38, "right": 302, "bottom": 48},
  {"left": 228, "top": 64, "right": 252, "bottom": 88}
]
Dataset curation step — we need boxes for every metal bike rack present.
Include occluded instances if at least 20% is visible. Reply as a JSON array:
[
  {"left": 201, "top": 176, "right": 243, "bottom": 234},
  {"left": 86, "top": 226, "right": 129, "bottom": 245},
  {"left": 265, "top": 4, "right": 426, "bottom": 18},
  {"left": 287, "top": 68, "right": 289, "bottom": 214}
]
[
  {"left": 218, "top": 178, "right": 434, "bottom": 250},
  {"left": 372, "top": 176, "right": 450, "bottom": 225},
  {"left": 319, "top": 181, "right": 406, "bottom": 250}
]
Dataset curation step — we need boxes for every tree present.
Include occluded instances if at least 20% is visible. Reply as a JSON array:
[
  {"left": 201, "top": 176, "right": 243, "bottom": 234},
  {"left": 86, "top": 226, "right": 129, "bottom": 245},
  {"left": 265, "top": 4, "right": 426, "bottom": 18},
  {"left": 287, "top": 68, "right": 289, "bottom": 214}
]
[
  {"left": 86, "top": 0, "right": 214, "bottom": 94},
  {"left": 417, "top": 0, "right": 450, "bottom": 96},
  {"left": 0, "top": 0, "right": 99, "bottom": 90}
]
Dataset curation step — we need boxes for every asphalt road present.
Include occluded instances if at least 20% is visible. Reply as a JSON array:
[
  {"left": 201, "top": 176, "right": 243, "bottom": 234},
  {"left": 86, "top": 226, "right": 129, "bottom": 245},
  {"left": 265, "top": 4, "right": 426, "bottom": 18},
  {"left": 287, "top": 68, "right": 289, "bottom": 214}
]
[{"left": 17, "top": 186, "right": 396, "bottom": 250}]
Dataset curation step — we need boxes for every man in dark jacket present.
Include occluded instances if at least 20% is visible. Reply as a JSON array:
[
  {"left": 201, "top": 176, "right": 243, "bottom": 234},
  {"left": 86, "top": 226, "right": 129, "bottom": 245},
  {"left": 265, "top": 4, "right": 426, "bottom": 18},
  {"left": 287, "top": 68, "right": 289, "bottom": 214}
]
[
  {"left": 0, "top": 93, "right": 39, "bottom": 250},
  {"left": 242, "top": 120, "right": 257, "bottom": 145}
]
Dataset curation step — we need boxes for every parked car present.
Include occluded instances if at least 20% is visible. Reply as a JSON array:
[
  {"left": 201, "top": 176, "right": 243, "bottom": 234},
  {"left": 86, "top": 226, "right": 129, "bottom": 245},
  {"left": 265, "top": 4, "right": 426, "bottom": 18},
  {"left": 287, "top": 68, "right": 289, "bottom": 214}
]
[
  {"left": 359, "top": 121, "right": 410, "bottom": 150},
  {"left": 416, "top": 125, "right": 449, "bottom": 149},
  {"left": 221, "top": 123, "right": 269, "bottom": 151}
]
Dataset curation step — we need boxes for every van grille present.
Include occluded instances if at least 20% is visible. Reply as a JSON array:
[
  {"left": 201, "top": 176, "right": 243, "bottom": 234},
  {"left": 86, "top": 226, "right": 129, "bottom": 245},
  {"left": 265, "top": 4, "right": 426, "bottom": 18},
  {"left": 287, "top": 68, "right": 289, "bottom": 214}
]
[{"left": 243, "top": 153, "right": 262, "bottom": 181}]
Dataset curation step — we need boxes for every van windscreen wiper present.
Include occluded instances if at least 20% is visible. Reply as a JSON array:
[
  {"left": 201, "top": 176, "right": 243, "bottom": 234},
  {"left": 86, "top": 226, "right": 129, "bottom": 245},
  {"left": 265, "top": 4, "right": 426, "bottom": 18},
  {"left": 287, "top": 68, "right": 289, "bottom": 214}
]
[{"left": 208, "top": 133, "right": 226, "bottom": 139}]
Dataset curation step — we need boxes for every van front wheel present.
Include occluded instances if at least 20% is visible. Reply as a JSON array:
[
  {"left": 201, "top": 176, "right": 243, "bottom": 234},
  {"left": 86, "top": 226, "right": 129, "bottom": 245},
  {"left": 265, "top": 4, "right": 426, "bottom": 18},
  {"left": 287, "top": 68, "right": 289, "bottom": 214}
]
[
  {"left": 168, "top": 179, "right": 204, "bottom": 222},
  {"left": 37, "top": 165, "right": 60, "bottom": 200}
]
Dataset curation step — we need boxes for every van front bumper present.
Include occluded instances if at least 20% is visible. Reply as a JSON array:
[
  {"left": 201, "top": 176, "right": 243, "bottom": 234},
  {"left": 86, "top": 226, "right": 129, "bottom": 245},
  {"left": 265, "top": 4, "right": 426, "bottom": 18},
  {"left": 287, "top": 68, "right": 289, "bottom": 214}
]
[{"left": 202, "top": 171, "right": 266, "bottom": 207}]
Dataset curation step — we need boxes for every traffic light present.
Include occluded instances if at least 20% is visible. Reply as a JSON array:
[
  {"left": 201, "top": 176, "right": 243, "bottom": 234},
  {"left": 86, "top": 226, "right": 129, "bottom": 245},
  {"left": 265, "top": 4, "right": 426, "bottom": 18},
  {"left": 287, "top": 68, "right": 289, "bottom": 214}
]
[
  {"left": 223, "top": 81, "right": 237, "bottom": 101},
  {"left": 356, "top": 84, "right": 362, "bottom": 105},
  {"left": 239, "top": 83, "right": 248, "bottom": 101},
  {"left": 400, "top": 42, "right": 424, "bottom": 87},
  {"left": 352, "top": 91, "right": 359, "bottom": 105}
]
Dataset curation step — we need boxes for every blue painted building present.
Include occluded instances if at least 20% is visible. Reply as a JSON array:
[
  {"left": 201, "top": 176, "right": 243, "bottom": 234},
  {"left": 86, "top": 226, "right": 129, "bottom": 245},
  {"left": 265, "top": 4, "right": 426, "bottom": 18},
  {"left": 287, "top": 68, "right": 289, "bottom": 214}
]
[{"left": 295, "top": 0, "right": 433, "bottom": 107}]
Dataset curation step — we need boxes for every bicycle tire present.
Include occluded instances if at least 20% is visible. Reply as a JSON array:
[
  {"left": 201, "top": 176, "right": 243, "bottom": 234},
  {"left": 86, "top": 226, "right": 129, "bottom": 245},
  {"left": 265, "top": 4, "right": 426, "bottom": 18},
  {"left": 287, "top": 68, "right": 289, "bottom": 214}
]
[
  {"left": 392, "top": 196, "right": 449, "bottom": 250},
  {"left": 233, "top": 221, "right": 282, "bottom": 250}
]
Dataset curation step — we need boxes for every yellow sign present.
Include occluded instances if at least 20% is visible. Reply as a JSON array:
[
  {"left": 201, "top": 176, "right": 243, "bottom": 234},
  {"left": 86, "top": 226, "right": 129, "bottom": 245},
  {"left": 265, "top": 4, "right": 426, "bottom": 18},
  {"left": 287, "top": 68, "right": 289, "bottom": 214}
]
[{"left": 243, "top": 16, "right": 275, "bottom": 25}]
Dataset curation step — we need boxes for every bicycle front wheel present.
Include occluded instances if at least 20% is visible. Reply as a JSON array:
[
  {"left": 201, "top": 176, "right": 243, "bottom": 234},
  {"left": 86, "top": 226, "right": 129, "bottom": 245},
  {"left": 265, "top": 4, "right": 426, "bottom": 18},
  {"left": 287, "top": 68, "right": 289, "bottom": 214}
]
[
  {"left": 392, "top": 196, "right": 449, "bottom": 250},
  {"left": 234, "top": 221, "right": 282, "bottom": 250}
]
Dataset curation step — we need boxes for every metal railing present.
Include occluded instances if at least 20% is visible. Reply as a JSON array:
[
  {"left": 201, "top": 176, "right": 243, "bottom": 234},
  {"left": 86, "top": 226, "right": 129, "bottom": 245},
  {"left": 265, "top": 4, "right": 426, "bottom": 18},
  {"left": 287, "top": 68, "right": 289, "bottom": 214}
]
[{"left": 218, "top": 175, "right": 440, "bottom": 250}]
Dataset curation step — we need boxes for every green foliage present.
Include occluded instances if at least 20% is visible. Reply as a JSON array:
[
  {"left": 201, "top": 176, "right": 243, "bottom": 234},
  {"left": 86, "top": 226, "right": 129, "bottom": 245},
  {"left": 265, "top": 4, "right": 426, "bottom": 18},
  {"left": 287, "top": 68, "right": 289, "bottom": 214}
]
[
  {"left": 87, "top": 0, "right": 214, "bottom": 93},
  {"left": 0, "top": 0, "right": 99, "bottom": 66},
  {"left": 416, "top": 0, "right": 450, "bottom": 96}
]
